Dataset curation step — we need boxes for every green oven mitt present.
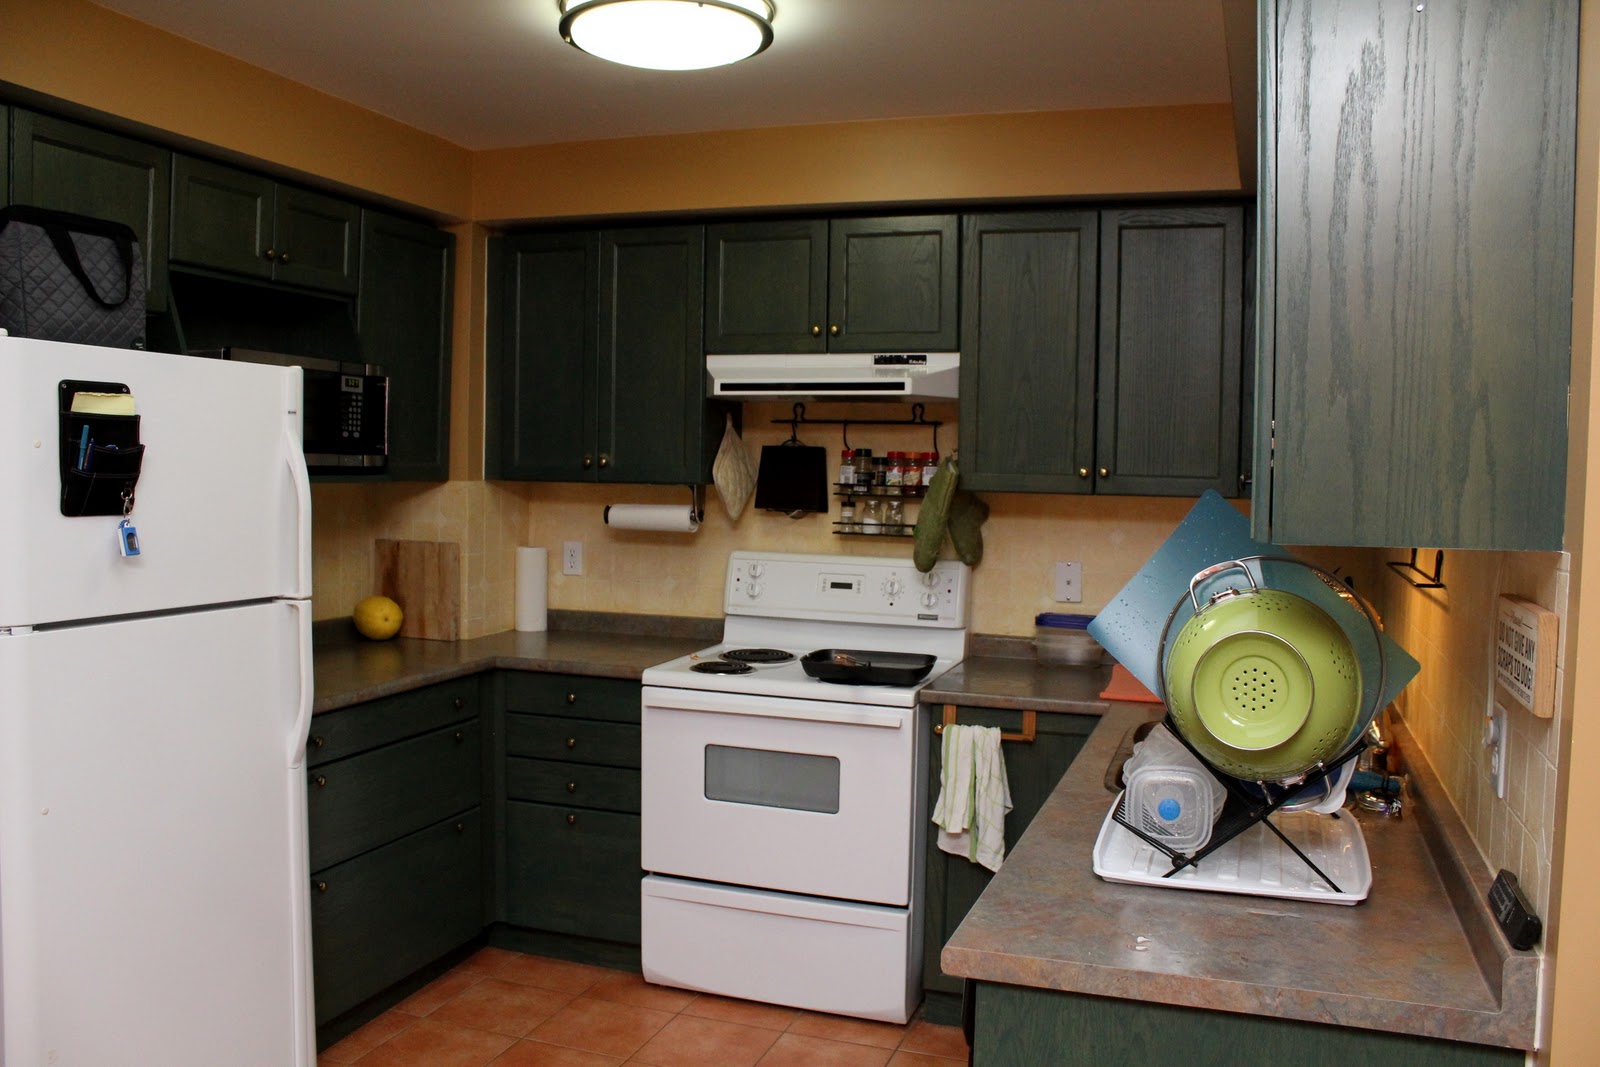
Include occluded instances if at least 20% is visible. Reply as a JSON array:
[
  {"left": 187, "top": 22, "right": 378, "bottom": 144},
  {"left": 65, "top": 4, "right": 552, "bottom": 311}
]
[
  {"left": 914, "top": 454, "right": 960, "bottom": 572},
  {"left": 947, "top": 489, "right": 989, "bottom": 566}
]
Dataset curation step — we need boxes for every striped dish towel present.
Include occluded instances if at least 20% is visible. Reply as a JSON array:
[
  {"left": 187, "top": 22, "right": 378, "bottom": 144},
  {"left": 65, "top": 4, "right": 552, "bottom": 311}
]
[{"left": 931, "top": 723, "right": 1013, "bottom": 872}]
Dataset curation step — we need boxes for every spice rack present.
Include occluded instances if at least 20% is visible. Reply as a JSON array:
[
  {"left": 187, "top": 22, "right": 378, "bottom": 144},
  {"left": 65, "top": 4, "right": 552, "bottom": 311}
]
[{"left": 834, "top": 483, "right": 928, "bottom": 537}]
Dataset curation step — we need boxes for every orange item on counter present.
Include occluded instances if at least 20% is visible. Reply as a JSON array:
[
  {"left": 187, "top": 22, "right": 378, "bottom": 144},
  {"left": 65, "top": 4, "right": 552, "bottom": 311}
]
[{"left": 1099, "top": 663, "right": 1164, "bottom": 704}]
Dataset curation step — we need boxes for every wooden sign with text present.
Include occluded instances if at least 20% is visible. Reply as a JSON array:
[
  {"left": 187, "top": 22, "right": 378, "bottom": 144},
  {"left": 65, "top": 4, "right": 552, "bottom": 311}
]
[{"left": 1495, "top": 595, "right": 1558, "bottom": 719}]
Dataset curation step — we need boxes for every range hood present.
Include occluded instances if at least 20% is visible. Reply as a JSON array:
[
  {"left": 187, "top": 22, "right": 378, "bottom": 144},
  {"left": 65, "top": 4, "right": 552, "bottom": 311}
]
[{"left": 706, "top": 352, "right": 959, "bottom": 400}]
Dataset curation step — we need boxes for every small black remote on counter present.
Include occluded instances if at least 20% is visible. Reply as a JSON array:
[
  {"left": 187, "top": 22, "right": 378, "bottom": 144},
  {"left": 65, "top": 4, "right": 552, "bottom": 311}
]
[{"left": 1489, "top": 869, "right": 1542, "bottom": 950}]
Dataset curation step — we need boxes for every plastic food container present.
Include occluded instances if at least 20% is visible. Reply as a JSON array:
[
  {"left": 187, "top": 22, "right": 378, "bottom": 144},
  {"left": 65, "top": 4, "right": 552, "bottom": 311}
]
[
  {"left": 1122, "top": 723, "right": 1225, "bottom": 852},
  {"left": 1033, "top": 613, "right": 1104, "bottom": 666}
]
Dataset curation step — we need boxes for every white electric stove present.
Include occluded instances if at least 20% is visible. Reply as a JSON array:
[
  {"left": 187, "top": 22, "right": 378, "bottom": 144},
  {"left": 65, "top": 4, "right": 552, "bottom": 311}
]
[{"left": 639, "top": 551, "right": 970, "bottom": 1023}]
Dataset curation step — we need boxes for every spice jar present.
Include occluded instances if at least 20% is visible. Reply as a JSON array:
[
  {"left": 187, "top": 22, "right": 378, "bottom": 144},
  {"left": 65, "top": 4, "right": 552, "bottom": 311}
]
[
  {"left": 838, "top": 449, "right": 856, "bottom": 488},
  {"left": 838, "top": 500, "right": 857, "bottom": 534},
  {"left": 886, "top": 451, "right": 905, "bottom": 490},
  {"left": 902, "top": 453, "right": 923, "bottom": 490},
  {"left": 885, "top": 498, "right": 905, "bottom": 533},
  {"left": 920, "top": 451, "right": 940, "bottom": 487},
  {"left": 861, "top": 497, "right": 883, "bottom": 534}
]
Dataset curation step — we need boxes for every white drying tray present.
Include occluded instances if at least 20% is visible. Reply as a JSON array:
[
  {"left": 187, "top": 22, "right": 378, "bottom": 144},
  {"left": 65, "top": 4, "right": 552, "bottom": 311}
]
[{"left": 1093, "top": 794, "right": 1372, "bottom": 905}]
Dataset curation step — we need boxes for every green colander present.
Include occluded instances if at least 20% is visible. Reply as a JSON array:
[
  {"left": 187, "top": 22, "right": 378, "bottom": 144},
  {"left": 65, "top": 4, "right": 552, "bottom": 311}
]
[{"left": 1160, "top": 560, "right": 1363, "bottom": 783}]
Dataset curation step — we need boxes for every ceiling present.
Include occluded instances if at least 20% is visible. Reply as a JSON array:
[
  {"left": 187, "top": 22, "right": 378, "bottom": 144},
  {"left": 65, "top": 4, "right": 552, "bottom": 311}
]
[{"left": 89, "top": 0, "right": 1240, "bottom": 152}]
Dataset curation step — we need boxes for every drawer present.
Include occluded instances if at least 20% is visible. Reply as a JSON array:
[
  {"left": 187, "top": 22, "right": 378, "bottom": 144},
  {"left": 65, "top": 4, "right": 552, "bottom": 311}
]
[
  {"left": 502, "top": 672, "right": 640, "bottom": 724},
  {"left": 505, "top": 713, "right": 640, "bottom": 768},
  {"left": 309, "top": 677, "right": 478, "bottom": 766},
  {"left": 310, "top": 807, "right": 484, "bottom": 1024},
  {"left": 506, "top": 756, "right": 640, "bottom": 812},
  {"left": 503, "top": 800, "right": 640, "bottom": 944},
  {"left": 309, "top": 720, "right": 481, "bottom": 871}
]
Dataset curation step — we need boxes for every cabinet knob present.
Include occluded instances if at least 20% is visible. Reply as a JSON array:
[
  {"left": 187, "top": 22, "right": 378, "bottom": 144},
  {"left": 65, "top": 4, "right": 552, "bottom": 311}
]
[
  {"left": 453, "top": 697, "right": 465, "bottom": 709},
  {"left": 1077, "top": 467, "right": 1090, "bottom": 479},
  {"left": 455, "top": 822, "right": 465, "bottom": 833},
  {"left": 454, "top": 730, "right": 465, "bottom": 743},
  {"left": 582, "top": 454, "right": 593, "bottom": 469},
  {"left": 566, "top": 781, "right": 578, "bottom": 793},
  {"left": 566, "top": 813, "right": 577, "bottom": 826},
  {"left": 598, "top": 453, "right": 610, "bottom": 470},
  {"left": 279, "top": 252, "right": 291, "bottom": 265},
  {"left": 263, "top": 248, "right": 277, "bottom": 261},
  {"left": 811, "top": 325, "right": 822, "bottom": 337},
  {"left": 315, "top": 880, "right": 327, "bottom": 893},
  {"left": 310, "top": 735, "right": 325, "bottom": 749},
  {"left": 566, "top": 692, "right": 577, "bottom": 704},
  {"left": 829, "top": 324, "right": 840, "bottom": 336},
  {"left": 566, "top": 737, "right": 577, "bottom": 749},
  {"left": 313, "top": 775, "right": 327, "bottom": 788},
  {"left": 1098, "top": 467, "right": 1109, "bottom": 478}
]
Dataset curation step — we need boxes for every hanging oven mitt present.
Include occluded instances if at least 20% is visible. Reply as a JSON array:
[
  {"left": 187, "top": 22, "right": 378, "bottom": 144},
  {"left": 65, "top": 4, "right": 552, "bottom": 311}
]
[
  {"left": 711, "top": 414, "right": 757, "bottom": 521},
  {"left": 947, "top": 490, "right": 989, "bottom": 566},
  {"left": 914, "top": 453, "right": 960, "bottom": 572}
]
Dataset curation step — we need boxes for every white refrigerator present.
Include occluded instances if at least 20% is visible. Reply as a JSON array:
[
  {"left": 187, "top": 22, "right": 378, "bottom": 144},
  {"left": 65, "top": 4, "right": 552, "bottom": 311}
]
[{"left": 0, "top": 335, "right": 316, "bottom": 1065}]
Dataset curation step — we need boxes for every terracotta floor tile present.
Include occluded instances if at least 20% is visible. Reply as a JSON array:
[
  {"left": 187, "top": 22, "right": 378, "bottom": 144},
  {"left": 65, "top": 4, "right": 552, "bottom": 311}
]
[
  {"left": 353, "top": 1018, "right": 515, "bottom": 1067},
  {"left": 885, "top": 1053, "right": 966, "bottom": 1067},
  {"left": 681, "top": 993, "right": 800, "bottom": 1031},
  {"left": 486, "top": 1039, "right": 626, "bottom": 1066},
  {"left": 394, "top": 969, "right": 486, "bottom": 1016},
  {"left": 474, "top": 954, "right": 614, "bottom": 994},
  {"left": 527, "top": 995, "right": 674, "bottom": 1058},
  {"left": 459, "top": 947, "right": 529, "bottom": 975},
  {"left": 429, "top": 978, "right": 578, "bottom": 1038},
  {"left": 318, "top": 1010, "right": 416, "bottom": 1063},
  {"left": 629, "top": 1014, "right": 782, "bottom": 1067},
  {"left": 754, "top": 1033, "right": 895, "bottom": 1067},
  {"left": 787, "top": 1011, "right": 907, "bottom": 1049},
  {"left": 583, "top": 971, "right": 699, "bottom": 1013},
  {"left": 896, "top": 1018, "right": 968, "bottom": 1058}
]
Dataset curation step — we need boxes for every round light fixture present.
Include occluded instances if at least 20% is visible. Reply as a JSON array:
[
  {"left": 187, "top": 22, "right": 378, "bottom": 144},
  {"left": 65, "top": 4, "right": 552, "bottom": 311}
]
[{"left": 559, "top": 0, "right": 776, "bottom": 71}]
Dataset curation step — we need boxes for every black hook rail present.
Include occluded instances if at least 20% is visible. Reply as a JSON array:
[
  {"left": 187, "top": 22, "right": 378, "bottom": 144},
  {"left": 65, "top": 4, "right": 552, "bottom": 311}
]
[
  {"left": 1388, "top": 548, "right": 1445, "bottom": 590},
  {"left": 770, "top": 401, "right": 943, "bottom": 451}
]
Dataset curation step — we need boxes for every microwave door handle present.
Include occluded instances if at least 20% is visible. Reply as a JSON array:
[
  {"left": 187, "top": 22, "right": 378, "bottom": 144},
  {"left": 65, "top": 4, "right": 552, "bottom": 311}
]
[{"left": 643, "top": 690, "right": 905, "bottom": 729}]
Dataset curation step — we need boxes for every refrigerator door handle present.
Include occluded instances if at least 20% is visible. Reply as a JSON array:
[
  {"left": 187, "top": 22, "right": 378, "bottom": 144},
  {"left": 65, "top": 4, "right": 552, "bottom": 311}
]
[
  {"left": 287, "top": 599, "right": 314, "bottom": 768},
  {"left": 283, "top": 423, "right": 312, "bottom": 599}
]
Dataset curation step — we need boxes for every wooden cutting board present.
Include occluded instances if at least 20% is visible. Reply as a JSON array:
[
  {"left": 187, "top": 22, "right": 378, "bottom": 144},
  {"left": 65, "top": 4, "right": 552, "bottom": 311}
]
[{"left": 374, "top": 539, "right": 460, "bottom": 641}]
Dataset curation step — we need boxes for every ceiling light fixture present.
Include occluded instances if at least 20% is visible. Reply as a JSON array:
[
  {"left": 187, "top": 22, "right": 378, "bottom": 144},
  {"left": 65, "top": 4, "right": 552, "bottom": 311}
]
[{"left": 558, "top": 0, "right": 776, "bottom": 71}]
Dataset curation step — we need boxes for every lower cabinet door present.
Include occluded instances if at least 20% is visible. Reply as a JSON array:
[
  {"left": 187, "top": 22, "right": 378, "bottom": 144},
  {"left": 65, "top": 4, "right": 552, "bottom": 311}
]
[
  {"left": 504, "top": 800, "right": 641, "bottom": 943},
  {"left": 311, "top": 808, "right": 484, "bottom": 1024}
]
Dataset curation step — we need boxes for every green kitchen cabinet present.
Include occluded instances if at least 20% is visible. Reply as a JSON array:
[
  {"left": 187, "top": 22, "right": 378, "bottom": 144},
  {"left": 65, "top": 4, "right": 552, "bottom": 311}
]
[
  {"left": 922, "top": 707, "right": 1097, "bottom": 1025},
  {"left": 969, "top": 982, "right": 1521, "bottom": 1067},
  {"left": 171, "top": 154, "right": 359, "bottom": 294},
  {"left": 500, "top": 673, "right": 643, "bottom": 947},
  {"left": 489, "top": 225, "right": 724, "bottom": 484},
  {"left": 705, "top": 215, "right": 958, "bottom": 353},
  {"left": 306, "top": 678, "right": 485, "bottom": 1029},
  {"left": 357, "top": 209, "right": 454, "bottom": 481},
  {"left": 9, "top": 109, "right": 171, "bottom": 312},
  {"left": 961, "top": 207, "right": 1247, "bottom": 496},
  {"left": 1257, "top": 0, "right": 1576, "bottom": 549}
]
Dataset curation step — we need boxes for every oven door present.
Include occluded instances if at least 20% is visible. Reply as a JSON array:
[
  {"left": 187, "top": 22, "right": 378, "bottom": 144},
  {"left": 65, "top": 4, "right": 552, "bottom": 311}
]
[{"left": 641, "top": 685, "right": 920, "bottom": 907}]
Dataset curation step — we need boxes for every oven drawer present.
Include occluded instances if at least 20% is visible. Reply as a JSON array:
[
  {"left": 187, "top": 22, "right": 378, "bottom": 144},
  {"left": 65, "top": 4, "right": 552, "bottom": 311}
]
[
  {"left": 504, "top": 800, "right": 641, "bottom": 943},
  {"left": 502, "top": 673, "right": 640, "bottom": 724},
  {"left": 506, "top": 756, "right": 641, "bottom": 813},
  {"left": 506, "top": 713, "right": 641, "bottom": 768}
]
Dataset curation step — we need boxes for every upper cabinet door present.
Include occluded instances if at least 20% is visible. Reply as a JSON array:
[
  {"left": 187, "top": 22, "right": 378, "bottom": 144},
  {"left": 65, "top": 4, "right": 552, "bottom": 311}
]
[
  {"left": 705, "top": 219, "right": 827, "bottom": 354},
  {"left": 273, "top": 186, "right": 359, "bottom": 295},
  {"left": 1096, "top": 205, "right": 1244, "bottom": 497},
  {"left": 598, "top": 225, "right": 709, "bottom": 484},
  {"left": 170, "top": 154, "right": 274, "bottom": 281},
  {"left": 358, "top": 211, "right": 454, "bottom": 481},
  {"left": 10, "top": 110, "right": 172, "bottom": 312},
  {"left": 827, "top": 216, "right": 958, "bottom": 353},
  {"left": 1262, "top": 0, "right": 1577, "bottom": 549},
  {"left": 959, "top": 211, "right": 1098, "bottom": 493}
]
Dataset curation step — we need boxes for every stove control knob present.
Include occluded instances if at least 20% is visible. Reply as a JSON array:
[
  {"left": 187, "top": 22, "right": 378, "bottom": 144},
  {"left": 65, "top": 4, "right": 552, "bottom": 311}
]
[
  {"left": 921, "top": 569, "right": 940, "bottom": 586},
  {"left": 921, "top": 591, "right": 939, "bottom": 609},
  {"left": 748, "top": 562, "right": 766, "bottom": 578},
  {"left": 746, "top": 582, "right": 764, "bottom": 599},
  {"left": 884, "top": 577, "right": 904, "bottom": 597}
]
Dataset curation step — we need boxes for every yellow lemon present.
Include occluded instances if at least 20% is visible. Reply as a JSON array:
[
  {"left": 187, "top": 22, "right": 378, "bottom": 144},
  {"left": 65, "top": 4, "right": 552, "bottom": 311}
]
[{"left": 353, "top": 595, "right": 403, "bottom": 640}]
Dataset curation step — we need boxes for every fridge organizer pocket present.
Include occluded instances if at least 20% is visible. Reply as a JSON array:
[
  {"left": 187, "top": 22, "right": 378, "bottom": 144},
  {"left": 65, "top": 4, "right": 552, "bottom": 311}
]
[{"left": 58, "top": 380, "right": 143, "bottom": 518}]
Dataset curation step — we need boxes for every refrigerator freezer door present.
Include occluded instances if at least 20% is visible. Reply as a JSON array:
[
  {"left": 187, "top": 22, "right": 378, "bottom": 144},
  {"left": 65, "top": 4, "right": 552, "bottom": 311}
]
[
  {"left": 0, "top": 600, "right": 314, "bottom": 1066},
  {"left": 0, "top": 337, "right": 310, "bottom": 627}
]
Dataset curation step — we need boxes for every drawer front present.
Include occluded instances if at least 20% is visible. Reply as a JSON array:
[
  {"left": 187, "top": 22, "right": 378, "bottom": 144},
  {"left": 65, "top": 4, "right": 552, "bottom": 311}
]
[
  {"left": 504, "top": 800, "right": 641, "bottom": 943},
  {"left": 309, "top": 720, "right": 481, "bottom": 871},
  {"left": 506, "top": 756, "right": 641, "bottom": 812},
  {"left": 505, "top": 713, "right": 640, "bottom": 768},
  {"left": 311, "top": 808, "right": 484, "bottom": 1024},
  {"left": 502, "top": 672, "right": 640, "bottom": 724},
  {"left": 309, "top": 677, "right": 478, "bottom": 766}
]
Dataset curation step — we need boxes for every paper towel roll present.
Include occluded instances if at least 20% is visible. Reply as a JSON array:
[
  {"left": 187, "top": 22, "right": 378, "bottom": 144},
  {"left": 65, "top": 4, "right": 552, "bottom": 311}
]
[
  {"left": 603, "top": 504, "right": 701, "bottom": 533},
  {"left": 515, "top": 546, "right": 548, "bottom": 632}
]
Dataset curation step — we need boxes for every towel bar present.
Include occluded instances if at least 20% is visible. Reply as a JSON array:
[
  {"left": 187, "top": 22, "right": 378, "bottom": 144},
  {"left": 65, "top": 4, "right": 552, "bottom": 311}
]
[{"left": 933, "top": 704, "right": 1037, "bottom": 743}]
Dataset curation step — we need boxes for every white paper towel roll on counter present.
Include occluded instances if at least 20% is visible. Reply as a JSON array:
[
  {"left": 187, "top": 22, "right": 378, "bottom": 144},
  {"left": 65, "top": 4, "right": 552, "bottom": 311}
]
[
  {"left": 603, "top": 504, "right": 701, "bottom": 533},
  {"left": 515, "top": 546, "right": 548, "bottom": 632}
]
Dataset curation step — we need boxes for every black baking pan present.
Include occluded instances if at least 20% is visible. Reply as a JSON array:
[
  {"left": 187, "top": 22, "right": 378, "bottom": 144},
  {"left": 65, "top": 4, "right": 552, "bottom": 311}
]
[{"left": 801, "top": 649, "right": 937, "bottom": 686}]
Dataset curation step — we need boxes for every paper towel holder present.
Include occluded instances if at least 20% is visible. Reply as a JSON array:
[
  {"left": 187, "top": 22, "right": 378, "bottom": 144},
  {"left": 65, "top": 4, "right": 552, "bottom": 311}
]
[{"left": 602, "top": 485, "right": 704, "bottom": 526}]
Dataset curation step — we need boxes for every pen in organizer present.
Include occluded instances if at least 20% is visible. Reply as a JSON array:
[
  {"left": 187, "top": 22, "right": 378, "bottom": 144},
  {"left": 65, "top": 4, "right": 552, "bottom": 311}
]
[{"left": 77, "top": 426, "right": 91, "bottom": 470}]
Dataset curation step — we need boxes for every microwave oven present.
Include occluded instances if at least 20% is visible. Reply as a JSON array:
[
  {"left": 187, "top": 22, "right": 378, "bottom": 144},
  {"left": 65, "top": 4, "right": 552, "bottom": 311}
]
[{"left": 191, "top": 348, "right": 388, "bottom": 473}]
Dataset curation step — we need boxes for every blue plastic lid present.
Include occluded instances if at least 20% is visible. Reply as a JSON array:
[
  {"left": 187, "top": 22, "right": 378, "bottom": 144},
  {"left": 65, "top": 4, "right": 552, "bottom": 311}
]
[
  {"left": 1036, "top": 612, "right": 1095, "bottom": 630},
  {"left": 1157, "top": 797, "right": 1182, "bottom": 821}
]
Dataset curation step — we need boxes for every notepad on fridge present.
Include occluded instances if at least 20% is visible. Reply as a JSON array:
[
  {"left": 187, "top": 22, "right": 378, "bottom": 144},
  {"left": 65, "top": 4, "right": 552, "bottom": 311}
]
[{"left": 69, "top": 391, "right": 136, "bottom": 415}]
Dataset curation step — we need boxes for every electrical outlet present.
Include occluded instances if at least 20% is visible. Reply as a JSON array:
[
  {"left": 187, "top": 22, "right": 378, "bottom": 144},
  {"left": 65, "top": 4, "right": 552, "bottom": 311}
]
[
  {"left": 1485, "top": 703, "right": 1509, "bottom": 799},
  {"left": 1054, "top": 561, "right": 1082, "bottom": 603},
  {"left": 562, "top": 541, "right": 584, "bottom": 576}
]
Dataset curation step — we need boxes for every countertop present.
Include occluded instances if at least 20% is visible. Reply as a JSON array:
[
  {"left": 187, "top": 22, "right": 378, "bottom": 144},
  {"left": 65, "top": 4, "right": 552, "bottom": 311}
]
[{"left": 939, "top": 704, "right": 1540, "bottom": 1050}]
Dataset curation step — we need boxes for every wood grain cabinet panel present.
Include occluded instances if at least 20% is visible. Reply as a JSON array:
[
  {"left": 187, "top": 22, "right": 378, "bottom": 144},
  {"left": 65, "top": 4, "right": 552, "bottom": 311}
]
[{"left": 1259, "top": 0, "right": 1576, "bottom": 549}]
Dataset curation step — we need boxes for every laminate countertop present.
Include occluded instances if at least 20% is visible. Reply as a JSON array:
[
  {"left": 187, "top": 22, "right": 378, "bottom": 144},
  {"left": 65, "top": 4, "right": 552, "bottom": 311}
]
[{"left": 937, "top": 702, "right": 1540, "bottom": 1050}]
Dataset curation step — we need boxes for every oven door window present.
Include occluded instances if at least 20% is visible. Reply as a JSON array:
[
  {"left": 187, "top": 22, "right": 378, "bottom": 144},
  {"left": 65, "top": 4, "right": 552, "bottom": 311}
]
[{"left": 704, "top": 744, "right": 840, "bottom": 813}]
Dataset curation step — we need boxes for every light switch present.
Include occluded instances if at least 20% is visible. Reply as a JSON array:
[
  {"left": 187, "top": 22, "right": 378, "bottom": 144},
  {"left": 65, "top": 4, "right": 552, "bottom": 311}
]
[{"left": 1054, "top": 561, "right": 1082, "bottom": 603}]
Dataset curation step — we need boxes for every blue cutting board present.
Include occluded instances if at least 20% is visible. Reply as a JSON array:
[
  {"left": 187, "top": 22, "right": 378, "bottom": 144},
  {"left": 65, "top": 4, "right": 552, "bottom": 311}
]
[{"left": 1087, "top": 491, "right": 1419, "bottom": 716}]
